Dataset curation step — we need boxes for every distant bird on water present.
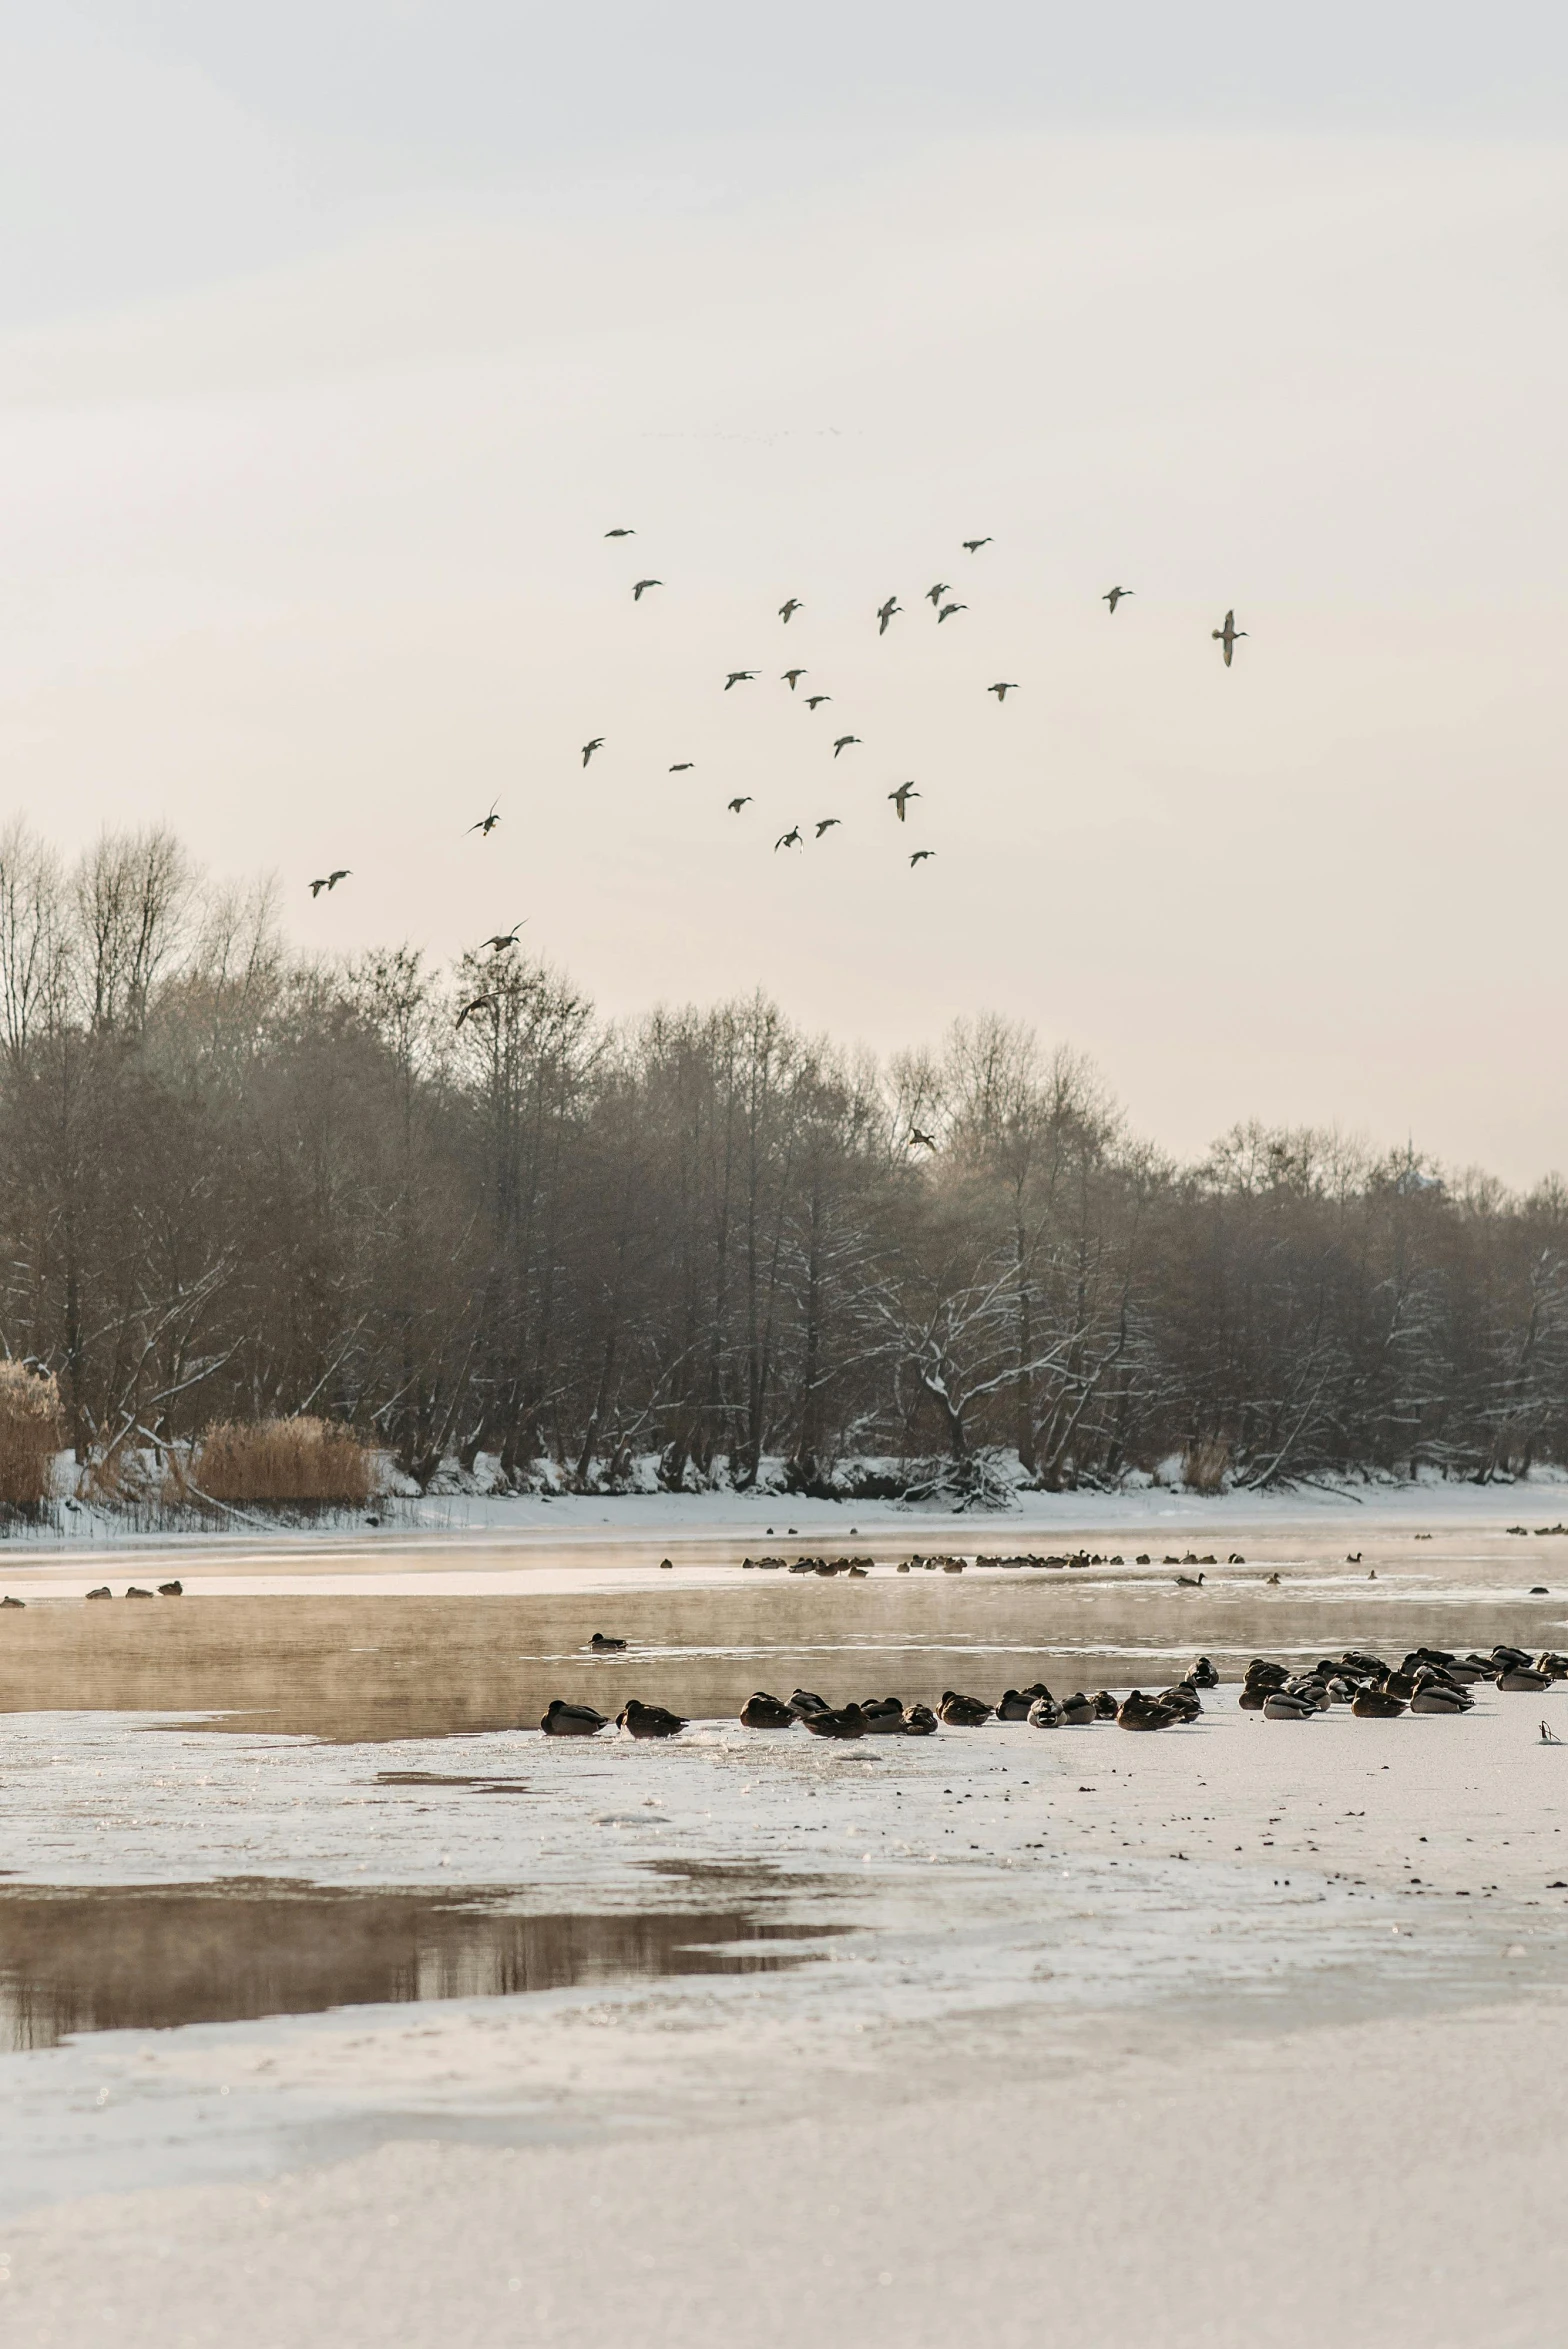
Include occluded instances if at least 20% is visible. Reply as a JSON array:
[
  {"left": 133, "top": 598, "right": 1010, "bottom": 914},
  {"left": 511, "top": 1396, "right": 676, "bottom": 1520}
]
[
  {"left": 632, "top": 578, "right": 662, "bottom": 600},
  {"left": 779, "top": 598, "right": 803, "bottom": 623},
  {"left": 724, "top": 671, "right": 756, "bottom": 690},
  {"left": 962, "top": 537, "right": 991, "bottom": 553},
  {"left": 604, "top": 527, "right": 635, "bottom": 538},
  {"left": 876, "top": 595, "right": 901, "bottom": 635},
  {"left": 988, "top": 681, "right": 1017, "bottom": 700},
  {"left": 775, "top": 826, "right": 803, "bottom": 851},
  {"left": 782, "top": 668, "right": 807, "bottom": 689},
  {"left": 1213, "top": 610, "right": 1247, "bottom": 666},
  {"left": 308, "top": 871, "right": 350, "bottom": 897},
  {"left": 888, "top": 782, "right": 919, "bottom": 821},
  {"left": 1103, "top": 586, "right": 1133, "bottom": 613},
  {"left": 805, "top": 694, "right": 832, "bottom": 710},
  {"left": 468, "top": 802, "right": 501, "bottom": 836},
  {"left": 482, "top": 924, "right": 526, "bottom": 952},
  {"left": 728, "top": 796, "right": 752, "bottom": 813},
  {"left": 815, "top": 818, "right": 841, "bottom": 838},
  {"left": 832, "top": 735, "right": 861, "bottom": 757},
  {"left": 925, "top": 582, "right": 951, "bottom": 606},
  {"left": 455, "top": 994, "right": 496, "bottom": 1028},
  {"left": 669, "top": 761, "right": 694, "bottom": 772},
  {"left": 909, "top": 849, "right": 935, "bottom": 866},
  {"left": 582, "top": 738, "right": 605, "bottom": 766},
  {"left": 937, "top": 602, "right": 966, "bottom": 623}
]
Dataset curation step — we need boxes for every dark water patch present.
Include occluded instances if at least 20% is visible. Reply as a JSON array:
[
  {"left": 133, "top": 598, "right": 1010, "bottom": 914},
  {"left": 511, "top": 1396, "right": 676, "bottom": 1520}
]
[{"left": 0, "top": 1880, "right": 836, "bottom": 2051}]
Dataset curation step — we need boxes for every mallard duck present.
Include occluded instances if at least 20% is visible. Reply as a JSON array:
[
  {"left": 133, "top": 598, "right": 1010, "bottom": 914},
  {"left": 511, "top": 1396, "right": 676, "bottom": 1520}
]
[
  {"left": 1027, "top": 1694, "right": 1062, "bottom": 1727},
  {"left": 1497, "top": 1664, "right": 1553, "bottom": 1692},
  {"left": 939, "top": 1690, "right": 992, "bottom": 1726},
  {"left": 802, "top": 1703, "right": 867, "bottom": 1739},
  {"left": 618, "top": 1698, "right": 685, "bottom": 1738},
  {"left": 1190, "top": 1656, "right": 1219, "bottom": 1689},
  {"left": 740, "top": 1691, "right": 795, "bottom": 1728},
  {"left": 1537, "top": 1651, "right": 1568, "bottom": 1678},
  {"left": 994, "top": 1689, "right": 1034, "bottom": 1720},
  {"left": 859, "top": 1698, "right": 906, "bottom": 1733},
  {"left": 1158, "top": 1684, "right": 1202, "bottom": 1722},
  {"left": 789, "top": 1688, "right": 829, "bottom": 1718},
  {"left": 588, "top": 1632, "right": 627, "bottom": 1652},
  {"left": 1492, "top": 1645, "right": 1533, "bottom": 1671},
  {"left": 1093, "top": 1690, "right": 1119, "bottom": 1720},
  {"left": 1352, "top": 1683, "right": 1407, "bottom": 1718},
  {"left": 1262, "top": 1690, "right": 1318, "bottom": 1721},
  {"left": 85, "top": 1585, "right": 112, "bottom": 1601},
  {"left": 125, "top": 1585, "right": 154, "bottom": 1599},
  {"left": 1341, "top": 1650, "right": 1389, "bottom": 1677},
  {"left": 902, "top": 1702, "right": 939, "bottom": 1735},
  {"left": 1060, "top": 1691, "right": 1097, "bottom": 1726},
  {"left": 1284, "top": 1677, "right": 1331, "bottom": 1711},
  {"left": 158, "top": 1580, "right": 183, "bottom": 1597},
  {"left": 1411, "top": 1680, "right": 1471, "bottom": 1715},
  {"left": 540, "top": 1699, "right": 608, "bottom": 1736}
]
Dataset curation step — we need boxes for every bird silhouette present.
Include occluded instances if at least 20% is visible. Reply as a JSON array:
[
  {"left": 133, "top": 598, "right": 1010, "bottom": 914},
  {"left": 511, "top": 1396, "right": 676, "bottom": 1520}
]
[
  {"left": 779, "top": 598, "right": 803, "bottom": 623},
  {"left": 925, "top": 582, "right": 951, "bottom": 606},
  {"left": 632, "top": 578, "right": 662, "bottom": 600},
  {"left": 724, "top": 671, "right": 756, "bottom": 690},
  {"left": 832, "top": 735, "right": 861, "bottom": 757},
  {"left": 669, "top": 761, "right": 694, "bottom": 772},
  {"left": 815, "top": 818, "right": 841, "bottom": 838},
  {"left": 909, "top": 849, "right": 935, "bottom": 865},
  {"left": 775, "top": 827, "right": 803, "bottom": 851},
  {"left": 876, "top": 595, "right": 901, "bottom": 635},
  {"left": 582, "top": 738, "right": 605, "bottom": 766},
  {"left": 482, "top": 924, "right": 526, "bottom": 952},
  {"left": 469, "top": 802, "right": 501, "bottom": 835},
  {"left": 937, "top": 603, "right": 966, "bottom": 623},
  {"left": 604, "top": 527, "right": 635, "bottom": 538},
  {"left": 805, "top": 694, "right": 832, "bottom": 710},
  {"left": 988, "top": 682, "right": 1018, "bottom": 700},
  {"left": 781, "top": 668, "right": 806, "bottom": 690},
  {"left": 888, "top": 783, "right": 919, "bottom": 821},
  {"left": 907, "top": 1128, "right": 937, "bottom": 1150},
  {"left": 456, "top": 994, "right": 497, "bottom": 1027},
  {"left": 1213, "top": 609, "right": 1247, "bottom": 666},
  {"left": 1103, "top": 586, "right": 1133, "bottom": 613},
  {"left": 962, "top": 537, "right": 991, "bottom": 552},
  {"left": 728, "top": 796, "right": 752, "bottom": 813},
  {"left": 308, "top": 870, "right": 350, "bottom": 896}
]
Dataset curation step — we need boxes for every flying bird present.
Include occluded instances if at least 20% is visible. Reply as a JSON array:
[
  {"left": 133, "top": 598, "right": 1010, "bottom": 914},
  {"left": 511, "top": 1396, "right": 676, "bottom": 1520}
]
[
  {"left": 805, "top": 694, "right": 831, "bottom": 710},
  {"left": 782, "top": 667, "right": 806, "bottom": 689},
  {"left": 988, "top": 682, "right": 1018, "bottom": 700},
  {"left": 455, "top": 994, "right": 497, "bottom": 1028},
  {"left": 482, "top": 924, "right": 526, "bottom": 952},
  {"left": 1103, "top": 586, "right": 1133, "bottom": 613},
  {"left": 728, "top": 796, "right": 752, "bottom": 813},
  {"left": 308, "top": 870, "right": 350, "bottom": 897},
  {"left": 814, "top": 818, "right": 841, "bottom": 838},
  {"left": 925, "top": 582, "right": 950, "bottom": 606},
  {"left": 832, "top": 735, "right": 861, "bottom": 757},
  {"left": 779, "top": 598, "right": 803, "bottom": 623},
  {"left": 669, "top": 761, "right": 694, "bottom": 772},
  {"left": 937, "top": 603, "right": 966, "bottom": 623},
  {"left": 604, "top": 527, "right": 635, "bottom": 538},
  {"left": 469, "top": 802, "right": 501, "bottom": 835},
  {"left": 907, "top": 1128, "right": 937, "bottom": 1150},
  {"left": 724, "top": 671, "right": 757, "bottom": 690},
  {"left": 909, "top": 849, "right": 935, "bottom": 866},
  {"left": 775, "top": 826, "right": 803, "bottom": 851},
  {"left": 888, "top": 783, "right": 919, "bottom": 821},
  {"left": 582, "top": 738, "right": 605, "bottom": 765},
  {"left": 1212, "top": 609, "right": 1247, "bottom": 666},
  {"left": 962, "top": 537, "right": 991, "bottom": 553},
  {"left": 876, "top": 595, "right": 901, "bottom": 635},
  {"left": 632, "top": 578, "right": 662, "bottom": 600}
]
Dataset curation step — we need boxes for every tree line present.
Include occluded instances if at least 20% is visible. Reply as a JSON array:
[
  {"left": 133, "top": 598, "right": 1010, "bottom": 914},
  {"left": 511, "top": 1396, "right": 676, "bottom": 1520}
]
[{"left": 0, "top": 821, "right": 1563, "bottom": 1500}]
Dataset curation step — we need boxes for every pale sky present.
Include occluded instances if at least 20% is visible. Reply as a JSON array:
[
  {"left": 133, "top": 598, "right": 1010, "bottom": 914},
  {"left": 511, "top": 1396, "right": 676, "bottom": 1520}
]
[{"left": 3, "top": 5, "right": 1567, "bottom": 1182}]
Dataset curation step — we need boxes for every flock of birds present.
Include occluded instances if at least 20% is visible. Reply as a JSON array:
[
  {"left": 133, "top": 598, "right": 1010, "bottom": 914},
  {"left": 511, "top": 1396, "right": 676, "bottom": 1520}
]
[
  {"left": 538, "top": 1637, "right": 1568, "bottom": 1738},
  {"left": 304, "top": 527, "right": 1252, "bottom": 997}
]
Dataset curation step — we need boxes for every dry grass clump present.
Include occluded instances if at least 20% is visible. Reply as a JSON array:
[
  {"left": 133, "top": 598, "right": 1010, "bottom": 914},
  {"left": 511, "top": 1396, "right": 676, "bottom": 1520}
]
[
  {"left": 1181, "top": 1436, "right": 1232, "bottom": 1495},
  {"left": 0, "top": 1361, "right": 64, "bottom": 1506},
  {"left": 190, "top": 1416, "right": 379, "bottom": 1506}
]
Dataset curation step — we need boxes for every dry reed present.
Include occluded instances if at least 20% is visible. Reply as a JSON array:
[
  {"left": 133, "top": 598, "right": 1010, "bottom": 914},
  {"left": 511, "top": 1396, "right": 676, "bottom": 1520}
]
[
  {"left": 189, "top": 1416, "right": 379, "bottom": 1507},
  {"left": 0, "top": 1361, "right": 64, "bottom": 1507},
  {"left": 1181, "top": 1436, "right": 1232, "bottom": 1495}
]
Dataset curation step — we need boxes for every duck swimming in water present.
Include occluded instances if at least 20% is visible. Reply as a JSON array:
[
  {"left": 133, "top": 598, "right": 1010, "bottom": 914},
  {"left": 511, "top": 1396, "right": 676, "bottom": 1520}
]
[
  {"left": 802, "top": 1703, "right": 868, "bottom": 1739},
  {"left": 540, "top": 1699, "right": 609, "bottom": 1736},
  {"left": 740, "top": 1691, "right": 796, "bottom": 1728},
  {"left": 618, "top": 1698, "right": 686, "bottom": 1738},
  {"left": 588, "top": 1632, "right": 627, "bottom": 1652},
  {"left": 939, "top": 1690, "right": 992, "bottom": 1727}
]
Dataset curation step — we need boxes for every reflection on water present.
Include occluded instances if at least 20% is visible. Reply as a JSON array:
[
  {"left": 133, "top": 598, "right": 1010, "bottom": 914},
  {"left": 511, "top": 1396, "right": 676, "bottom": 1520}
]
[
  {"left": 0, "top": 1881, "right": 828, "bottom": 2050},
  {"left": 0, "top": 1536, "right": 1563, "bottom": 1739}
]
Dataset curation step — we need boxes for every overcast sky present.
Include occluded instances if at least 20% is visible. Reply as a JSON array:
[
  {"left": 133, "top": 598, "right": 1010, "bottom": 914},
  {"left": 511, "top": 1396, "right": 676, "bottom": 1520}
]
[{"left": 2, "top": 4, "right": 1567, "bottom": 1181}]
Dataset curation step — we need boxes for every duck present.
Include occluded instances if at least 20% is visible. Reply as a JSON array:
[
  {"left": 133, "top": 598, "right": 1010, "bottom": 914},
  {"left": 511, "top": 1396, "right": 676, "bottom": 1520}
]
[
  {"left": 588, "top": 1632, "right": 628, "bottom": 1652},
  {"left": 158, "top": 1580, "right": 183, "bottom": 1597},
  {"left": 125, "top": 1585, "right": 154, "bottom": 1599},
  {"left": 1060, "top": 1691, "right": 1098, "bottom": 1726},
  {"left": 1093, "top": 1690, "right": 1119, "bottom": 1720},
  {"left": 859, "top": 1697, "right": 907, "bottom": 1733},
  {"left": 1410, "top": 1680, "right": 1471, "bottom": 1716},
  {"left": 85, "top": 1585, "right": 112, "bottom": 1601},
  {"left": 789, "top": 1688, "right": 830, "bottom": 1718},
  {"left": 740, "top": 1691, "right": 796, "bottom": 1728},
  {"left": 540, "top": 1699, "right": 608, "bottom": 1736},
  {"left": 1261, "top": 1690, "right": 1318, "bottom": 1721},
  {"left": 1352, "top": 1683, "right": 1408, "bottom": 1718},
  {"left": 1117, "top": 1690, "right": 1177, "bottom": 1731},
  {"left": 994, "top": 1689, "right": 1034, "bottom": 1720},
  {"left": 802, "top": 1703, "right": 868, "bottom": 1739},
  {"left": 1491, "top": 1645, "right": 1534, "bottom": 1673},
  {"left": 1158, "top": 1684, "right": 1203, "bottom": 1722},
  {"left": 618, "top": 1698, "right": 686, "bottom": 1738},
  {"left": 1027, "top": 1694, "right": 1062, "bottom": 1727},
  {"left": 1284, "top": 1676, "right": 1331, "bottom": 1711},
  {"left": 1497, "top": 1663, "right": 1553, "bottom": 1693},
  {"left": 939, "top": 1690, "right": 992, "bottom": 1727},
  {"left": 1537, "top": 1651, "right": 1568, "bottom": 1678},
  {"left": 902, "top": 1703, "right": 939, "bottom": 1735},
  {"left": 1189, "top": 1656, "right": 1220, "bottom": 1689},
  {"left": 1341, "top": 1651, "right": 1389, "bottom": 1676}
]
